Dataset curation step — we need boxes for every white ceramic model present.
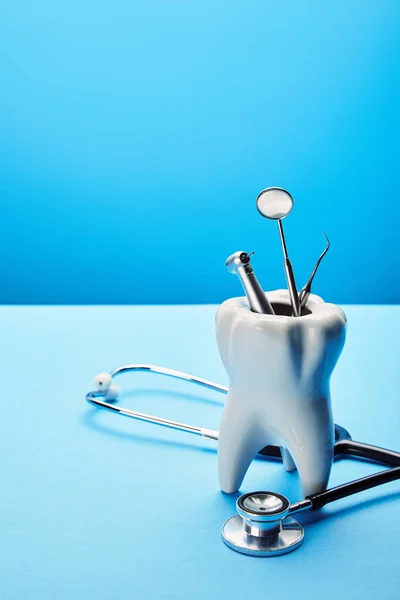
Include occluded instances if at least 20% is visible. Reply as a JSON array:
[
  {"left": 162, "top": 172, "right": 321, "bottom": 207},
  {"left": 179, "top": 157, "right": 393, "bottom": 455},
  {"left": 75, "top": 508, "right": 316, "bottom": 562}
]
[{"left": 215, "top": 289, "right": 347, "bottom": 496}]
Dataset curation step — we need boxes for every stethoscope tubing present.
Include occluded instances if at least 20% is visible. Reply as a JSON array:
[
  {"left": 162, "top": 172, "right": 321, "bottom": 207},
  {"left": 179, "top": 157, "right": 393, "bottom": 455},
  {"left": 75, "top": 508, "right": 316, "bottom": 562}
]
[{"left": 86, "top": 363, "right": 221, "bottom": 440}]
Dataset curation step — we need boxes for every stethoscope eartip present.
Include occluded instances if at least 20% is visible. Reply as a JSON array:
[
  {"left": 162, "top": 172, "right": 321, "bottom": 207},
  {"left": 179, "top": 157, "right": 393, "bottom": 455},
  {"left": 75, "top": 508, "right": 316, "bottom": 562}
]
[{"left": 94, "top": 373, "right": 120, "bottom": 401}]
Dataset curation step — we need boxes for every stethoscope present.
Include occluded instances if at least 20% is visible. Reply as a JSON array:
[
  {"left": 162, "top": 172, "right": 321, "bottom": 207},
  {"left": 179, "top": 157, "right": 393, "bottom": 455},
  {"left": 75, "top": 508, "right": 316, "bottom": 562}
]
[{"left": 86, "top": 364, "right": 400, "bottom": 557}]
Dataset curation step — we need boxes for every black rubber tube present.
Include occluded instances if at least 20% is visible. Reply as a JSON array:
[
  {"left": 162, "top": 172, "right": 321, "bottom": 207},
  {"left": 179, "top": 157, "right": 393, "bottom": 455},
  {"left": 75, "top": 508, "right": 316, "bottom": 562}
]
[
  {"left": 334, "top": 440, "right": 400, "bottom": 466},
  {"left": 260, "top": 438, "right": 400, "bottom": 465},
  {"left": 259, "top": 437, "right": 400, "bottom": 509},
  {"left": 310, "top": 439, "right": 400, "bottom": 509},
  {"left": 308, "top": 466, "right": 400, "bottom": 510}
]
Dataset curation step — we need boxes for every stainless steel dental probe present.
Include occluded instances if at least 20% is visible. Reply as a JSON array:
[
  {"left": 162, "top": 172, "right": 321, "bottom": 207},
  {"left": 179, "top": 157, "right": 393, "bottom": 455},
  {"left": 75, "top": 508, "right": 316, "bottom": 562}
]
[
  {"left": 299, "top": 231, "right": 330, "bottom": 311},
  {"left": 256, "top": 187, "right": 300, "bottom": 317},
  {"left": 225, "top": 251, "right": 275, "bottom": 314}
]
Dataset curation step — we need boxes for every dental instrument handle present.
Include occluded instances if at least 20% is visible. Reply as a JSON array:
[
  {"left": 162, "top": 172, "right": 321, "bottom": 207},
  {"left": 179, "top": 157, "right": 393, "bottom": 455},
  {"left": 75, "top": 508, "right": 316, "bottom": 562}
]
[
  {"left": 299, "top": 288, "right": 311, "bottom": 311},
  {"left": 225, "top": 251, "right": 275, "bottom": 315},
  {"left": 284, "top": 258, "right": 300, "bottom": 317},
  {"left": 239, "top": 267, "right": 275, "bottom": 314},
  {"left": 299, "top": 232, "right": 330, "bottom": 311},
  {"left": 277, "top": 220, "right": 300, "bottom": 317}
]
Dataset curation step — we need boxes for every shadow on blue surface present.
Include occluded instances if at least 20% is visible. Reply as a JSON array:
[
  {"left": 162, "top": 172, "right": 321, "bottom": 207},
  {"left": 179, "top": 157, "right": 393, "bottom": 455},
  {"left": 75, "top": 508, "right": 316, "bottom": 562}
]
[
  {"left": 82, "top": 406, "right": 217, "bottom": 454},
  {"left": 83, "top": 406, "right": 285, "bottom": 463}
]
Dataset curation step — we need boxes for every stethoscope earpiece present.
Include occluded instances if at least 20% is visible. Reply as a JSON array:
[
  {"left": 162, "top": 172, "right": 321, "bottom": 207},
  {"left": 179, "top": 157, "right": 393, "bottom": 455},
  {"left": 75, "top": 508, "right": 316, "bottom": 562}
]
[
  {"left": 94, "top": 372, "right": 120, "bottom": 401},
  {"left": 222, "top": 491, "right": 305, "bottom": 557}
]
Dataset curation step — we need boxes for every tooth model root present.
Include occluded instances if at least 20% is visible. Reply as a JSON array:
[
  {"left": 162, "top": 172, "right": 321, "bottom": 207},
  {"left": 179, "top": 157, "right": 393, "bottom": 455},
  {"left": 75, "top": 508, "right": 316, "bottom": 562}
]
[
  {"left": 216, "top": 290, "right": 347, "bottom": 497},
  {"left": 281, "top": 448, "right": 296, "bottom": 472},
  {"left": 218, "top": 396, "right": 267, "bottom": 494}
]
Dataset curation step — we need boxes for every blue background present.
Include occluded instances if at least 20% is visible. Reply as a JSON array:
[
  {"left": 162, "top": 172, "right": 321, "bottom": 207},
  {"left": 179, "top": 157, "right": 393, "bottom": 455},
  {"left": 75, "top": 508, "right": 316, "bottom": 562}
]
[{"left": 1, "top": 0, "right": 399, "bottom": 305}]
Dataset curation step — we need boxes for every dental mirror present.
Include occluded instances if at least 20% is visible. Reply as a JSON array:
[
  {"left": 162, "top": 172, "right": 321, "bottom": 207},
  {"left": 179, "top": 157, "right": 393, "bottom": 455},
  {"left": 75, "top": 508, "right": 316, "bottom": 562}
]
[
  {"left": 256, "top": 187, "right": 300, "bottom": 317},
  {"left": 256, "top": 187, "right": 294, "bottom": 220}
]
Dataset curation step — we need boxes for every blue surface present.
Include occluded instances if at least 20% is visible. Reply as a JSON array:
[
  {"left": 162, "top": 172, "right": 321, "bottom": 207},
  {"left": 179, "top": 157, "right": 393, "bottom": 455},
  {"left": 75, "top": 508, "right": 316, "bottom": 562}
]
[
  {"left": 1, "top": 1, "right": 400, "bottom": 305},
  {"left": 0, "top": 304, "right": 399, "bottom": 599}
]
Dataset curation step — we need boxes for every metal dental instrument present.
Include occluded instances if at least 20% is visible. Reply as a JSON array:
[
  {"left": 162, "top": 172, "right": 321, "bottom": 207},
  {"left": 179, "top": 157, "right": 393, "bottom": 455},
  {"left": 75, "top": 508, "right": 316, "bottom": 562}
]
[
  {"left": 256, "top": 187, "right": 300, "bottom": 317},
  {"left": 86, "top": 363, "right": 350, "bottom": 455},
  {"left": 225, "top": 251, "right": 275, "bottom": 315},
  {"left": 299, "top": 232, "right": 331, "bottom": 312},
  {"left": 222, "top": 440, "right": 400, "bottom": 557}
]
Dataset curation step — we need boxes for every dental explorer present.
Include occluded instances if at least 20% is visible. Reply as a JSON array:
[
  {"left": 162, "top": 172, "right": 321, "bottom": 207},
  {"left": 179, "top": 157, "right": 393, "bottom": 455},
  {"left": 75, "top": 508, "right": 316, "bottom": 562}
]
[
  {"left": 256, "top": 187, "right": 300, "bottom": 317},
  {"left": 299, "top": 231, "right": 330, "bottom": 311},
  {"left": 225, "top": 251, "right": 275, "bottom": 315}
]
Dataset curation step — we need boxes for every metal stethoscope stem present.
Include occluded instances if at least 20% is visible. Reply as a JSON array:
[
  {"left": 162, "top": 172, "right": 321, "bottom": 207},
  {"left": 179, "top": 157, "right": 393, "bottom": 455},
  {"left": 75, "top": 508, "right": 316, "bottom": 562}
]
[
  {"left": 86, "top": 363, "right": 400, "bottom": 466},
  {"left": 86, "top": 363, "right": 349, "bottom": 451},
  {"left": 86, "top": 364, "right": 222, "bottom": 440}
]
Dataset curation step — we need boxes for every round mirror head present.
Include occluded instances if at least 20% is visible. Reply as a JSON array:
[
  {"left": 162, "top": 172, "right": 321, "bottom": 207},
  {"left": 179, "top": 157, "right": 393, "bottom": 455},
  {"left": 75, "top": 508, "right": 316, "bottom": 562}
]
[{"left": 256, "top": 187, "right": 294, "bottom": 220}]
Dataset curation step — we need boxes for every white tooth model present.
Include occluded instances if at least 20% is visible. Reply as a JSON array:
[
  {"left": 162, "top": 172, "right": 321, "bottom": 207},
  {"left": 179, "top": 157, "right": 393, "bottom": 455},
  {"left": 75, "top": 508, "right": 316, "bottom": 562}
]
[{"left": 216, "top": 289, "right": 347, "bottom": 496}]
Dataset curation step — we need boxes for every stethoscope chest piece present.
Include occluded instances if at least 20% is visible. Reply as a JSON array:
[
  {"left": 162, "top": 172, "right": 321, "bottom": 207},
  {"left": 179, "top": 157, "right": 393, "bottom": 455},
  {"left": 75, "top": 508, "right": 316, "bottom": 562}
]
[{"left": 222, "top": 491, "right": 304, "bottom": 557}]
